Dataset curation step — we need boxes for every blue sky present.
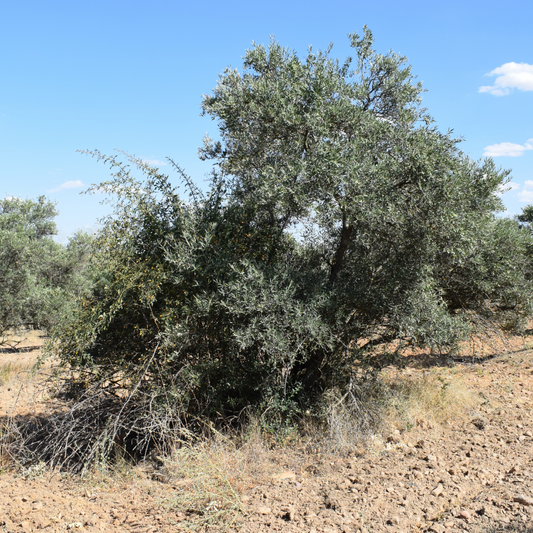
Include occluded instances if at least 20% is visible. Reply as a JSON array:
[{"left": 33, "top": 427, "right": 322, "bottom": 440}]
[{"left": 1, "top": 0, "right": 532, "bottom": 241}]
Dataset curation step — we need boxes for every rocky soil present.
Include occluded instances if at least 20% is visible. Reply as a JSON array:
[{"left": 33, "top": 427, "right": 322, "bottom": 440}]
[{"left": 1, "top": 334, "right": 532, "bottom": 533}]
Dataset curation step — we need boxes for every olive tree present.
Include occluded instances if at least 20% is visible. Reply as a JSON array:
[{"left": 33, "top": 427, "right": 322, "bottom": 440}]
[
  {"left": 40, "top": 30, "right": 533, "bottom": 469},
  {"left": 200, "top": 28, "right": 527, "bottom": 370},
  {"left": 0, "top": 196, "right": 61, "bottom": 346},
  {"left": 0, "top": 196, "right": 93, "bottom": 348}
]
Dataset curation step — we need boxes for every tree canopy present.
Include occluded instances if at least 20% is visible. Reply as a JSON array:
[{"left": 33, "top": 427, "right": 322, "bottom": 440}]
[{"left": 199, "top": 26, "right": 527, "bottom": 357}]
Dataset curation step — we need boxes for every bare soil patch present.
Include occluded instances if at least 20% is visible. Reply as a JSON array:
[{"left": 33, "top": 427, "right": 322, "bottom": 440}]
[{"left": 1, "top": 333, "right": 533, "bottom": 532}]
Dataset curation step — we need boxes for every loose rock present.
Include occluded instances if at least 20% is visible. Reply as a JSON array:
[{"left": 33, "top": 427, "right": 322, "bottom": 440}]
[
  {"left": 459, "top": 510, "right": 471, "bottom": 521},
  {"left": 472, "top": 416, "right": 488, "bottom": 430},
  {"left": 432, "top": 484, "right": 444, "bottom": 497},
  {"left": 513, "top": 495, "right": 533, "bottom": 506}
]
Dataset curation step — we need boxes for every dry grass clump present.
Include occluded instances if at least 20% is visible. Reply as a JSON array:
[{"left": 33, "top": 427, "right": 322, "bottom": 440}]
[
  {"left": 313, "top": 366, "right": 478, "bottom": 454},
  {"left": 0, "top": 361, "right": 35, "bottom": 387},
  {"left": 315, "top": 377, "right": 387, "bottom": 453},
  {"left": 0, "top": 328, "right": 45, "bottom": 387},
  {"left": 382, "top": 367, "right": 478, "bottom": 431},
  {"left": 162, "top": 428, "right": 273, "bottom": 530}
]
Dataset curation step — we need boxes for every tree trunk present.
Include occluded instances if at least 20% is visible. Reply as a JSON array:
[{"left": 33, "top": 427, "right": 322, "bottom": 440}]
[{"left": 329, "top": 222, "right": 354, "bottom": 284}]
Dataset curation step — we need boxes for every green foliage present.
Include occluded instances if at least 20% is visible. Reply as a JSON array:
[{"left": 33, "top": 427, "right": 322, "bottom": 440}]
[
  {"left": 200, "top": 27, "right": 530, "bottom": 351},
  {"left": 517, "top": 204, "right": 533, "bottom": 227},
  {"left": 0, "top": 196, "right": 90, "bottom": 346},
  {"left": 53, "top": 153, "right": 331, "bottom": 417},
  {"left": 514, "top": 204, "right": 533, "bottom": 285},
  {"left": 45, "top": 30, "right": 533, "bottom": 466}
]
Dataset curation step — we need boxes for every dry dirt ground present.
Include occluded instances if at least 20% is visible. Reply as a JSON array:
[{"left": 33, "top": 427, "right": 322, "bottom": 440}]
[{"left": 1, "top": 332, "right": 532, "bottom": 533}]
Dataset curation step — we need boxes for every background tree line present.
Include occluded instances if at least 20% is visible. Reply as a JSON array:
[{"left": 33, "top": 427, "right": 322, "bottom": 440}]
[{"left": 0, "top": 196, "right": 92, "bottom": 349}]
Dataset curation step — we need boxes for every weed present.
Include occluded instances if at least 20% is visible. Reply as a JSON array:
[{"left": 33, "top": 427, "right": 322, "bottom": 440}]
[
  {"left": 0, "top": 362, "right": 32, "bottom": 386},
  {"left": 163, "top": 432, "right": 252, "bottom": 530},
  {"left": 20, "top": 461, "right": 47, "bottom": 479},
  {"left": 383, "top": 368, "right": 477, "bottom": 431},
  {"left": 303, "top": 366, "right": 477, "bottom": 454}
]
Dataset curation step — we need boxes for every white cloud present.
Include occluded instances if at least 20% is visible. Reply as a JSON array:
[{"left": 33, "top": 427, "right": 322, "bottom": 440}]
[
  {"left": 497, "top": 181, "right": 521, "bottom": 195},
  {"left": 479, "top": 62, "right": 533, "bottom": 96},
  {"left": 518, "top": 189, "right": 533, "bottom": 202},
  {"left": 47, "top": 180, "right": 85, "bottom": 193},
  {"left": 524, "top": 180, "right": 533, "bottom": 189},
  {"left": 483, "top": 139, "right": 533, "bottom": 157},
  {"left": 142, "top": 158, "right": 167, "bottom": 167}
]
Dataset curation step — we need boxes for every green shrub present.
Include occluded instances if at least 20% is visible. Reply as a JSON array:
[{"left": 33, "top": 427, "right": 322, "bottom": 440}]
[{"left": 37, "top": 29, "right": 533, "bottom": 469}]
